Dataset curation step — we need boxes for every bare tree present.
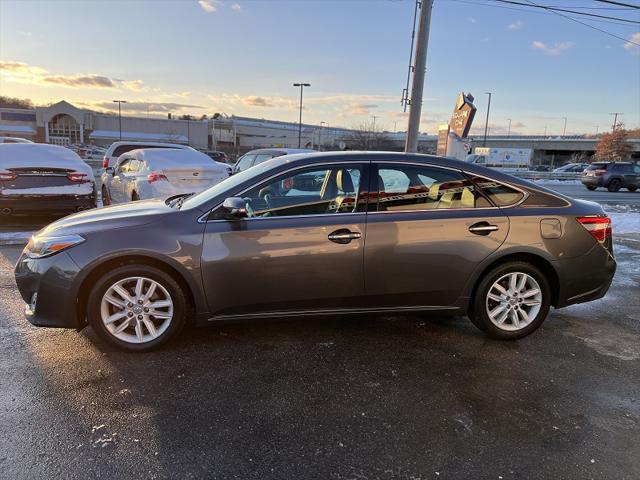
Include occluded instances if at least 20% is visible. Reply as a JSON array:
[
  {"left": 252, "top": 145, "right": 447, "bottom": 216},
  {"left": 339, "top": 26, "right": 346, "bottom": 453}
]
[
  {"left": 346, "top": 121, "right": 394, "bottom": 151},
  {"left": 0, "top": 96, "right": 33, "bottom": 109},
  {"left": 594, "top": 123, "right": 632, "bottom": 162}
]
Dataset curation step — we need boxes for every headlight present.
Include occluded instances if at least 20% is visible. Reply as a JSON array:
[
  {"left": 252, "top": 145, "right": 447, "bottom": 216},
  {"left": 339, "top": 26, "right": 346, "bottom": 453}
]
[{"left": 24, "top": 234, "right": 85, "bottom": 259}]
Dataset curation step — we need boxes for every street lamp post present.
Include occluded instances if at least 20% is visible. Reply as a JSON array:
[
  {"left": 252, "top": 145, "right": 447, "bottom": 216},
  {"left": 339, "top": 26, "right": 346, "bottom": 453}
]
[
  {"left": 561, "top": 117, "right": 567, "bottom": 137},
  {"left": 371, "top": 115, "right": 379, "bottom": 132},
  {"left": 482, "top": 92, "right": 492, "bottom": 147},
  {"left": 293, "top": 83, "right": 310, "bottom": 148},
  {"left": 113, "top": 100, "right": 127, "bottom": 141},
  {"left": 507, "top": 118, "right": 512, "bottom": 137}
]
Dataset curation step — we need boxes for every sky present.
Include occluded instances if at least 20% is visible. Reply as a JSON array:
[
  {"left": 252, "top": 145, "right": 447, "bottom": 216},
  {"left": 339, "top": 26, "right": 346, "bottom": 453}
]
[{"left": 0, "top": 0, "right": 639, "bottom": 136}]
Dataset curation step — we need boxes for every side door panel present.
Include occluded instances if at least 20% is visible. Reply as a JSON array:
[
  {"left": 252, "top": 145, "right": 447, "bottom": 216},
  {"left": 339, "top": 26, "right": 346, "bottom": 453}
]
[
  {"left": 202, "top": 214, "right": 367, "bottom": 316},
  {"left": 200, "top": 162, "right": 370, "bottom": 318},
  {"left": 363, "top": 163, "right": 509, "bottom": 308},
  {"left": 364, "top": 209, "right": 508, "bottom": 307}
]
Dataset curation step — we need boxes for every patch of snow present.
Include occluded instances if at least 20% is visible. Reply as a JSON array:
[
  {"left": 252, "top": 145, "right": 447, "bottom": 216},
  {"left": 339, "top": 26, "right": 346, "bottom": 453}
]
[
  {"left": 605, "top": 211, "right": 640, "bottom": 235},
  {"left": 531, "top": 179, "right": 581, "bottom": 185}
]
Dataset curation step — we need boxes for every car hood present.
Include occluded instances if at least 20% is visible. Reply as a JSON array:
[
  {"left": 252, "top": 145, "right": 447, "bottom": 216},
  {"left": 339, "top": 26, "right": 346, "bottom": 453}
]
[{"left": 37, "top": 199, "right": 173, "bottom": 236}]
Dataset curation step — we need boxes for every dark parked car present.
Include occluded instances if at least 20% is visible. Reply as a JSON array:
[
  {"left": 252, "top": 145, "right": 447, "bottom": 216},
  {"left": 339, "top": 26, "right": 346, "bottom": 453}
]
[
  {"left": 15, "top": 152, "right": 615, "bottom": 351},
  {"left": 0, "top": 143, "right": 96, "bottom": 216},
  {"left": 581, "top": 162, "right": 640, "bottom": 192},
  {"left": 232, "top": 147, "right": 314, "bottom": 174}
]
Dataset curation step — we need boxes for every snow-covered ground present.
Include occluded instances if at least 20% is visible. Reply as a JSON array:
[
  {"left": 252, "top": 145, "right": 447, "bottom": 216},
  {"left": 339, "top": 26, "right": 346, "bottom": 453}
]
[{"left": 604, "top": 204, "right": 640, "bottom": 236}]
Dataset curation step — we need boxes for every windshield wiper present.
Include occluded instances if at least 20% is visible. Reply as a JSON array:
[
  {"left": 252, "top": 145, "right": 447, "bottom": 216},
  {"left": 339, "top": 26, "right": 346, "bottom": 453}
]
[
  {"left": 174, "top": 192, "right": 195, "bottom": 210},
  {"left": 165, "top": 192, "right": 194, "bottom": 209}
]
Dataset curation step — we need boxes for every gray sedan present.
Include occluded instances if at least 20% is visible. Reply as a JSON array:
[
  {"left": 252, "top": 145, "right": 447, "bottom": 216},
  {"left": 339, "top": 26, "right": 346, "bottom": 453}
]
[{"left": 15, "top": 152, "right": 616, "bottom": 351}]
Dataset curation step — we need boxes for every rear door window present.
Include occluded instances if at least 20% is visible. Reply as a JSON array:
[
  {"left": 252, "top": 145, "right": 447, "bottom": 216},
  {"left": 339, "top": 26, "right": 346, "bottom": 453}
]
[
  {"left": 471, "top": 176, "right": 525, "bottom": 207},
  {"left": 374, "top": 164, "right": 486, "bottom": 211}
]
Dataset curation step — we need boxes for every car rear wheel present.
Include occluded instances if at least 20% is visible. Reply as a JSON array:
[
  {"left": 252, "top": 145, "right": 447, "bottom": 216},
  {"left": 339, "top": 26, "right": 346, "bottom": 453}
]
[
  {"left": 469, "top": 261, "right": 551, "bottom": 339},
  {"left": 132, "top": 192, "right": 140, "bottom": 201},
  {"left": 628, "top": 186, "right": 637, "bottom": 192},
  {"left": 87, "top": 265, "right": 187, "bottom": 351},
  {"left": 585, "top": 185, "right": 597, "bottom": 191},
  {"left": 101, "top": 186, "right": 111, "bottom": 206},
  {"left": 607, "top": 179, "right": 622, "bottom": 192}
]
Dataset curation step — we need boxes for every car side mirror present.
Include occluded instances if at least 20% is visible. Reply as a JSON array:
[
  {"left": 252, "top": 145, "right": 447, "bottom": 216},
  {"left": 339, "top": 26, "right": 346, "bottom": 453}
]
[
  {"left": 105, "top": 167, "right": 115, "bottom": 175},
  {"left": 222, "top": 197, "right": 247, "bottom": 219}
]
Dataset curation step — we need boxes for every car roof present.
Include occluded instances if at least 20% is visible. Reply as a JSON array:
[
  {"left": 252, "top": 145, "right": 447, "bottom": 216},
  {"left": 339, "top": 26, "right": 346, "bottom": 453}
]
[
  {"left": 243, "top": 148, "right": 316, "bottom": 155},
  {"left": 106, "top": 141, "right": 192, "bottom": 154}
]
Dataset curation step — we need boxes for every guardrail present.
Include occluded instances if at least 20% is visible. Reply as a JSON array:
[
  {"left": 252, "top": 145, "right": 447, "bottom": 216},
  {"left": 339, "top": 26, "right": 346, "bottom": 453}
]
[{"left": 511, "top": 171, "right": 582, "bottom": 181}]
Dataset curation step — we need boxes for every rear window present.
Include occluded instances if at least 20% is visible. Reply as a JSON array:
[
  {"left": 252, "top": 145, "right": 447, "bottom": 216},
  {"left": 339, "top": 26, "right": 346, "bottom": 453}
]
[{"left": 112, "top": 145, "right": 181, "bottom": 157}]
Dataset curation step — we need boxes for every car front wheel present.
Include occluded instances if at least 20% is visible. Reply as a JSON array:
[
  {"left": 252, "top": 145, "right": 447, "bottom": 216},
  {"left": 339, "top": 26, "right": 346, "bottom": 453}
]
[
  {"left": 585, "top": 185, "right": 597, "bottom": 191},
  {"left": 87, "top": 265, "right": 187, "bottom": 351},
  {"left": 469, "top": 261, "right": 551, "bottom": 339}
]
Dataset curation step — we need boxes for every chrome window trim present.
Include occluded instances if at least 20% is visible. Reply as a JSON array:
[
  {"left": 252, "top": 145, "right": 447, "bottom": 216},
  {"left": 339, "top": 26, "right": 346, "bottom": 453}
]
[
  {"left": 198, "top": 160, "right": 370, "bottom": 223},
  {"left": 196, "top": 158, "right": 569, "bottom": 223}
]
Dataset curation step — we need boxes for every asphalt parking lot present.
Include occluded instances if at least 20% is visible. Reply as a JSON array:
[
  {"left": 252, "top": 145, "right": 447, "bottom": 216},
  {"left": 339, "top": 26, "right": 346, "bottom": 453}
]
[{"left": 1, "top": 236, "right": 639, "bottom": 479}]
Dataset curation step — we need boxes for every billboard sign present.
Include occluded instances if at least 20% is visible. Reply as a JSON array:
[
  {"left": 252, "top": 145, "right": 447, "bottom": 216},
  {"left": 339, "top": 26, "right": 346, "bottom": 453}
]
[
  {"left": 436, "top": 124, "right": 450, "bottom": 156},
  {"left": 449, "top": 92, "right": 476, "bottom": 139}
]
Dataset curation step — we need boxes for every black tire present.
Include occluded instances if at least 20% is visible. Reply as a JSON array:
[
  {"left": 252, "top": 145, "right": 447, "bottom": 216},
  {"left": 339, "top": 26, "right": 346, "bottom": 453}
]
[
  {"left": 628, "top": 186, "right": 637, "bottom": 192},
  {"left": 87, "top": 264, "right": 187, "bottom": 351},
  {"left": 102, "top": 186, "right": 111, "bottom": 206},
  {"left": 469, "top": 261, "right": 551, "bottom": 340},
  {"left": 585, "top": 185, "right": 597, "bottom": 191},
  {"left": 607, "top": 179, "right": 622, "bottom": 192},
  {"left": 131, "top": 192, "right": 140, "bottom": 201}
]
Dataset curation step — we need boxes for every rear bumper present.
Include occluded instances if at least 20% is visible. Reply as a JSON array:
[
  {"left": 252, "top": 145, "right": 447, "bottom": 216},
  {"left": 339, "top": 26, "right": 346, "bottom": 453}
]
[
  {"left": 0, "top": 193, "right": 95, "bottom": 215},
  {"left": 553, "top": 244, "right": 616, "bottom": 308},
  {"left": 14, "top": 251, "right": 82, "bottom": 329},
  {"left": 580, "top": 176, "right": 600, "bottom": 187}
]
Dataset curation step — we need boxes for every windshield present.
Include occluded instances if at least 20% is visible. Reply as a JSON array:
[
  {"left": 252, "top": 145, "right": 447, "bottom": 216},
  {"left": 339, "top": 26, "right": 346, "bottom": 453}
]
[{"left": 180, "top": 159, "right": 279, "bottom": 211}]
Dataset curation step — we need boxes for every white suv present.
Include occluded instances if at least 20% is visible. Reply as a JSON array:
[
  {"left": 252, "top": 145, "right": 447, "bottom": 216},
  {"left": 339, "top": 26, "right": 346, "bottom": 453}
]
[{"left": 101, "top": 141, "right": 194, "bottom": 169}]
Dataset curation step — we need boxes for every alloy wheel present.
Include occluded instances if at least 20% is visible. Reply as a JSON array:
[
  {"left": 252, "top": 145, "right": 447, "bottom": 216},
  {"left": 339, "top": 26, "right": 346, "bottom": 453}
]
[
  {"left": 100, "top": 276, "right": 174, "bottom": 344},
  {"left": 485, "top": 272, "right": 542, "bottom": 332}
]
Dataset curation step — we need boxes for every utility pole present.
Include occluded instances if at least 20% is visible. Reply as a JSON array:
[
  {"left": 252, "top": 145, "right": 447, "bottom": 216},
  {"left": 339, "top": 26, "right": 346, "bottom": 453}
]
[
  {"left": 404, "top": 0, "right": 434, "bottom": 153},
  {"left": 113, "top": 100, "right": 127, "bottom": 141},
  {"left": 293, "top": 82, "right": 310, "bottom": 148},
  {"left": 561, "top": 117, "right": 567, "bottom": 137},
  {"left": 319, "top": 121, "right": 328, "bottom": 150},
  {"left": 371, "top": 115, "right": 379, "bottom": 132},
  {"left": 482, "top": 92, "right": 492, "bottom": 147},
  {"left": 595, "top": 125, "right": 599, "bottom": 136},
  {"left": 543, "top": 125, "right": 547, "bottom": 138},
  {"left": 507, "top": 118, "right": 512, "bottom": 137},
  {"left": 609, "top": 112, "right": 623, "bottom": 131}
]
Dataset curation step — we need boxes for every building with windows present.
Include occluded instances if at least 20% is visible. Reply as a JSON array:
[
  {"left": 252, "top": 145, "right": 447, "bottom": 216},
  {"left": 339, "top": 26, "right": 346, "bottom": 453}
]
[{"left": 0, "top": 101, "right": 208, "bottom": 149}]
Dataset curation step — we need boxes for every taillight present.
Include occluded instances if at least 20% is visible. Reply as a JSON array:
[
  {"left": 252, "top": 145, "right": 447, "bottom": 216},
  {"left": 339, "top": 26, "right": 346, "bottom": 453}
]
[
  {"left": 147, "top": 172, "right": 168, "bottom": 183},
  {"left": 102, "top": 157, "right": 109, "bottom": 168},
  {"left": 67, "top": 172, "right": 89, "bottom": 183},
  {"left": 594, "top": 169, "right": 607, "bottom": 176},
  {"left": 0, "top": 170, "right": 17, "bottom": 181},
  {"left": 577, "top": 216, "right": 611, "bottom": 243}
]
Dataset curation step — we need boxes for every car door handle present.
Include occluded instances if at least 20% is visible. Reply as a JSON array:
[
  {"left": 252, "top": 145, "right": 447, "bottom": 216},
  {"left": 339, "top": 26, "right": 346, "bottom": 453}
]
[
  {"left": 328, "top": 229, "right": 362, "bottom": 244},
  {"left": 469, "top": 222, "right": 499, "bottom": 235}
]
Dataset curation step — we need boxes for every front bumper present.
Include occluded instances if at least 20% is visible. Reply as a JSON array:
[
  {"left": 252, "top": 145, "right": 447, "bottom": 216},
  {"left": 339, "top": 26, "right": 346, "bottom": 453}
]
[
  {"left": 0, "top": 193, "right": 95, "bottom": 216},
  {"left": 14, "top": 250, "right": 82, "bottom": 328}
]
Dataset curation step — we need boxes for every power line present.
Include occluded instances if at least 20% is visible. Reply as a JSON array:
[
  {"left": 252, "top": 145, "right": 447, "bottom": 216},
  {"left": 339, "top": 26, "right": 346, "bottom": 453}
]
[
  {"left": 593, "top": 1, "right": 640, "bottom": 9},
  {"left": 494, "top": 0, "right": 640, "bottom": 24},
  {"left": 521, "top": 0, "right": 640, "bottom": 46},
  {"left": 446, "top": 0, "right": 638, "bottom": 26}
]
